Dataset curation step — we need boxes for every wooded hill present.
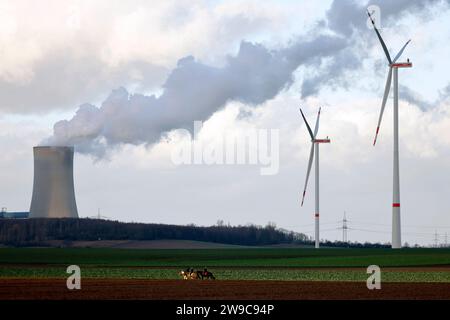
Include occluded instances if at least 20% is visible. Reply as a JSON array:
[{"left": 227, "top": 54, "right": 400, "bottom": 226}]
[{"left": 0, "top": 218, "right": 307, "bottom": 246}]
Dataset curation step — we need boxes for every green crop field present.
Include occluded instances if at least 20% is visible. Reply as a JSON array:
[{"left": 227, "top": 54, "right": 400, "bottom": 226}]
[
  {"left": 1, "top": 266, "right": 449, "bottom": 283},
  {"left": 1, "top": 247, "right": 450, "bottom": 267},
  {"left": 1, "top": 248, "right": 450, "bottom": 283}
]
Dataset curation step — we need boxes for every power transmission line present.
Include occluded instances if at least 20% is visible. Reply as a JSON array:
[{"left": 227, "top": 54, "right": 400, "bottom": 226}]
[
  {"left": 88, "top": 208, "right": 110, "bottom": 220},
  {"left": 302, "top": 228, "right": 341, "bottom": 234},
  {"left": 283, "top": 216, "right": 448, "bottom": 247},
  {"left": 283, "top": 221, "right": 340, "bottom": 228},
  {"left": 434, "top": 230, "right": 439, "bottom": 248},
  {"left": 350, "top": 219, "right": 450, "bottom": 229}
]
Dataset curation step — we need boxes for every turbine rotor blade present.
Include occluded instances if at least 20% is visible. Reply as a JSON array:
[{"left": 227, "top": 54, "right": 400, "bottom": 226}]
[
  {"left": 367, "top": 10, "right": 392, "bottom": 64},
  {"left": 300, "top": 108, "right": 314, "bottom": 140},
  {"left": 373, "top": 67, "right": 393, "bottom": 146},
  {"left": 313, "top": 107, "right": 321, "bottom": 138},
  {"left": 301, "top": 143, "right": 315, "bottom": 206},
  {"left": 392, "top": 40, "right": 411, "bottom": 63}
]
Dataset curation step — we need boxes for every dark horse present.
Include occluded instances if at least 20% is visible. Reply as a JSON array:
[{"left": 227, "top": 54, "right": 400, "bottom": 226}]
[{"left": 201, "top": 268, "right": 215, "bottom": 280}]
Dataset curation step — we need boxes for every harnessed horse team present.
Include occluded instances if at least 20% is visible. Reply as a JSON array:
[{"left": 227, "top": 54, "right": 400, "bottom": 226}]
[{"left": 180, "top": 268, "right": 216, "bottom": 280}]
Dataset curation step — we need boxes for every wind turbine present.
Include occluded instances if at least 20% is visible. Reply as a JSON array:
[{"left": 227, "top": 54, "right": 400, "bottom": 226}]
[
  {"left": 368, "top": 10, "right": 412, "bottom": 249},
  {"left": 300, "top": 107, "right": 330, "bottom": 249}
]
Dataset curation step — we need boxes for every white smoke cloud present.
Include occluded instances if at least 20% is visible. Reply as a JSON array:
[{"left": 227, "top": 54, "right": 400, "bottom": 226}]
[
  {"left": 43, "top": 0, "right": 450, "bottom": 157},
  {"left": 43, "top": 36, "right": 346, "bottom": 156}
]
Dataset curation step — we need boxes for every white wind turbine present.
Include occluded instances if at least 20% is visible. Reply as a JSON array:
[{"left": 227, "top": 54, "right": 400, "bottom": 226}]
[
  {"left": 368, "top": 10, "right": 412, "bottom": 249},
  {"left": 300, "top": 107, "right": 330, "bottom": 249}
]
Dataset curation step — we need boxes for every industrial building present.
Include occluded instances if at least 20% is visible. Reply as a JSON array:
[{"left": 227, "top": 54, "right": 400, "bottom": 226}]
[
  {"left": 29, "top": 146, "right": 79, "bottom": 218},
  {"left": 1, "top": 146, "right": 79, "bottom": 220},
  {"left": 0, "top": 208, "right": 29, "bottom": 219}
]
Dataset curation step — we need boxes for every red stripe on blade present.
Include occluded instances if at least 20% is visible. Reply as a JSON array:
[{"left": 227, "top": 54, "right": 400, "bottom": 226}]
[
  {"left": 373, "top": 127, "right": 380, "bottom": 146},
  {"left": 392, "top": 203, "right": 400, "bottom": 207},
  {"left": 315, "top": 213, "right": 319, "bottom": 218}
]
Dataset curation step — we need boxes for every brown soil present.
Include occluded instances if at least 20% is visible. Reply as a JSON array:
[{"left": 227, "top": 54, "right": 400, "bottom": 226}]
[{"left": 1, "top": 278, "right": 449, "bottom": 300}]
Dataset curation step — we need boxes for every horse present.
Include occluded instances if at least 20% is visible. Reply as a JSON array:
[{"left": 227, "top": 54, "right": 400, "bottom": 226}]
[
  {"left": 201, "top": 269, "right": 216, "bottom": 280},
  {"left": 179, "top": 269, "right": 202, "bottom": 280},
  {"left": 179, "top": 270, "right": 189, "bottom": 280}
]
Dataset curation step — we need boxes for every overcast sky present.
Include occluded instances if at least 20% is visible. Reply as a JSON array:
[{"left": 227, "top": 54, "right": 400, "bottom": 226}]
[{"left": 1, "top": 0, "right": 450, "bottom": 246}]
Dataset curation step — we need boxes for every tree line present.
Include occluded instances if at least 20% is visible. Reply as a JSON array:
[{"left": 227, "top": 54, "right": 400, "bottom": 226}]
[
  {"left": 0, "top": 218, "right": 392, "bottom": 248},
  {"left": 0, "top": 218, "right": 307, "bottom": 246}
]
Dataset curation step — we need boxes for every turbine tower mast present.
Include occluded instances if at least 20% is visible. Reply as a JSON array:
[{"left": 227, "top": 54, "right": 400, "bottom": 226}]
[
  {"left": 299, "top": 107, "right": 330, "bottom": 249},
  {"left": 368, "top": 10, "right": 412, "bottom": 249}
]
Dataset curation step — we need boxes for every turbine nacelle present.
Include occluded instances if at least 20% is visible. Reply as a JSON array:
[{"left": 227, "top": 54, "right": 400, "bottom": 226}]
[
  {"left": 313, "top": 139, "right": 331, "bottom": 144},
  {"left": 390, "top": 62, "right": 413, "bottom": 69}
]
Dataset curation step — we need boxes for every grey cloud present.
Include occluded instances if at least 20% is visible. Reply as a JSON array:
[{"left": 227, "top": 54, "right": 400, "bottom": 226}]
[
  {"left": 371, "top": 0, "right": 448, "bottom": 20},
  {"left": 398, "top": 82, "right": 450, "bottom": 111},
  {"left": 0, "top": 49, "right": 168, "bottom": 114},
  {"left": 399, "top": 85, "right": 434, "bottom": 111},
  {"left": 439, "top": 83, "right": 450, "bottom": 100},
  {"left": 326, "top": 0, "right": 365, "bottom": 36},
  {"left": 327, "top": 0, "right": 447, "bottom": 37},
  {"left": 236, "top": 108, "right": 254, "bottom": 120},
  {"left": 300, "top": 0, "right": 449, "bottom": 98},
  {"left": 301, "top": 47, "right": 360, "bottom": 98}
]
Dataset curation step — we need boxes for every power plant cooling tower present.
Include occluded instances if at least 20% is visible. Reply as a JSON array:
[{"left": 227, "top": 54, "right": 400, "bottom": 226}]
[{"left": 29, "top": 146, "right": 79, "bottom": 218}]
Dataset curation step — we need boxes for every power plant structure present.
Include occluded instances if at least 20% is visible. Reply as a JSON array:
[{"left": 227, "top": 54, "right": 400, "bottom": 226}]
[
  {"left": 0, "top": 207, "right": 29, "bottom": 219},
  {"left": 29, "top": 146, "right": 79, "bottom": 218}
]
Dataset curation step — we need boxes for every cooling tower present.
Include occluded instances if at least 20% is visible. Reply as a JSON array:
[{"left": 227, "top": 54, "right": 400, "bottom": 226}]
[{"left": 29, "top": 146, "right": 78, "bottom": 218}]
